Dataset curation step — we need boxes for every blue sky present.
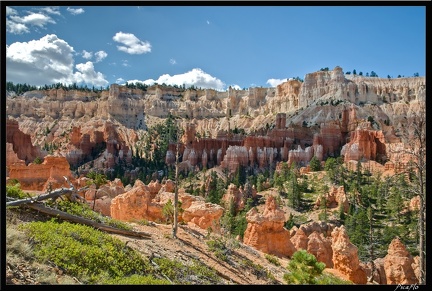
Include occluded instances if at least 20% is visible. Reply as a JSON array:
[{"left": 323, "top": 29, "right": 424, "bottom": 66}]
[{"left": 5, "top": 4, "right": 426, "bottom": 91}]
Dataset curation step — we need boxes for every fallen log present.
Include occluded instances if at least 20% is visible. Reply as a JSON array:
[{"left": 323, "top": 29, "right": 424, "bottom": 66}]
[
  {"left": 6, "top": 176, "right": 151, "bottom": 239},
  {"left": 9, "top": 200, "right": 151, "bottom": 239},
  {"left": 6, "top": 187, "right": 85, "bottom": 207},
  {"left": 6, "top": 176, "right": 85, "bottom": 207}
]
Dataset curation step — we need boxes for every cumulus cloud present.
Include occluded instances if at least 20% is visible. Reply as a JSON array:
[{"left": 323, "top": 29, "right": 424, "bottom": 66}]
[
  {"left": 230, "top": 84, "right": 242, "bottom": 90},
  {"left": 81, "top": 50, "right": 107, "bottom": 63},
  {"left": 73, "top": 62, "right": 109, "bottom": 87},
  {"left": 82, "top": 50, "right": 92, "bottom": 59},
  {"left": 41, "top": 7, "right": 61, "bottom": 16},
  {"left": 6, "top": 34, "right": 108, "bottom": 87},
  {"left": 94, "top": 51, "right": 108, "bottom": 62},
  {"left": 112, "top": 32, "right": 151, "bottom": 54},
  {"left": 169, "top": 58, "right": 177, "bottom": 65},
  {"left": 10, "top": 12, "right": 55, "bottom": 28},
  {"left": 128, "top": 68, "right": 226, "bottom": 91},
  {"left": 6, "top": 18, "right": 29, "bottom": 34},
  {"left": 67, "top": 7, "right": 85, "bottom": 15},
  {"left": 6, "top": 7, "right": 18, "bottom": 16},
  {"left": 6, "top": 7, "right": 59, "bottom": 34},
  {"left": 266, "top": 78, "right": 287, "bottom": 87},
  {"left": 6, "top": 7, "right": 58, "bottom": 34}
]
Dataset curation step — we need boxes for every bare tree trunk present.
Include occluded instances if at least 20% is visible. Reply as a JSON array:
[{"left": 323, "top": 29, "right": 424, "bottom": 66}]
[
  {"left": 419, "top": 194, "right": 426, "bottom": 284},
  {"left": 172, "top": 136, "right": 179, "bottom": 239},
  {"left": 398, "top": 103, "right": 426, "bottom": 284}
]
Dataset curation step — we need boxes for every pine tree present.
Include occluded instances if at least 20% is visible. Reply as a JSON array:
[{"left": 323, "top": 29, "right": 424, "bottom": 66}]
[{"left": 283, "top": 250, "right": 326, "bottom": 284}]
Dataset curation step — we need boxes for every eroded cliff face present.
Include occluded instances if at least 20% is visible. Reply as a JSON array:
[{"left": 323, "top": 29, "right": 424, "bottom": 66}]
[
  {"left": 5, "top": 66, "right": 425, "bottom": 178},
  {"left": 5, "top": 66, "right": 424, "bottom": 285}
]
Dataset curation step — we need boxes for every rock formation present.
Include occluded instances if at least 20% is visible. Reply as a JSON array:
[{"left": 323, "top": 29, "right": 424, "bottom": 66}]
[
  {"left": 109, "top": 179, "right": 224, "bottom": 230},
  {"left": 243, "top": 195, "right": 296, "bottom": 258},
  {"left": 7, "top": 155, "right": 75, "bottom": 191},
  {"left": 383, "top": 237, "right": 418, "bottom": 285},
  {"left": 314, "top": 185, "right": 349, "bottom": 213},
  {"left": 6, "top": 119, "right": 41, "bottom": 165},
  {"left": 6, "top": 67, "right": 425, "bottom": 180},
  {"left": 331, "top": 225, "right": 367, "bottom": 284}
]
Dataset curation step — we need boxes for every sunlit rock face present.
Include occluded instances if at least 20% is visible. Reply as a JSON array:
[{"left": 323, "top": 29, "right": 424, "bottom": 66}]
[
  {"left": 331, "top": 225, "right": 367, "bottom": 284},
  {"left": 109, "top": 179, "right": 223, "bottom": 230},
  {"left": 8, "top": 155, "right": 74, "bottom": 191},
  {"left": 6, "top": 68, "right": 425, "bottom": 181},
  {"left": 6, "top": 118, "right": 41, "bottom": 165},
  {"left": 383, "top": 237, "right": 419, "bottom": 285},
  {"left": 243, "top": 195, "right": 296, "bottom": 258}
]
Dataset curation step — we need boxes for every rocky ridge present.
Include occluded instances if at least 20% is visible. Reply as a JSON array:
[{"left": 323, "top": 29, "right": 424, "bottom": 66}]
[{"left": 5, "top": 66, "right": 425, "bottom": 285}]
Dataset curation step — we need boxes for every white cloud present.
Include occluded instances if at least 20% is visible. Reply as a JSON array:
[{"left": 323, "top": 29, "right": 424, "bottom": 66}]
[
  {"left": 129, "top": 68, "right": 226, "bottom": 91},
  {"left": 94, "top": 51, "right": 108, "bottom": 62},
  {"left": 266, "top": 78, "right": 287, "bottom": 87},
  {"left": 6, "top": 7, "right": 18, "bottom": 16},
  {"left": 6, "top": 34, "right": 108, "bottom": 87},
  {"left": 169, "top": 58, "right": 177, "bottom": 65},
  {"left": 82, "top": 50, "right": 92, "bottom": 59},
  {"left": 207, "top": 20, "right": 210, "bottom": 25},
  {"left": 230, "top": 84, "right": 242, "bottom": 90},
  {"left": 116, "top": 78, "right": 125, "bottom": 84},
  {"left": 81, "top": 50, "right": 107, "bottom": 63},
  {"left": 41, "top": 7, "right": 61, "bottom": 16},
  {"left": 10, "top": 12, "right": 55, "bottom": 28},
  {"left": 73, "top": 62, "right": 109, "bottom": 87},
  {"left": 6, "top": 18, "right": 29, "bottom": 34},
  {"left": 67, "top": 7, "right": 85, "bottom": 15},
  {"left": 6, "top": 7, "right": 59, "bottom": 34},
  {"left": 112, "top": 32, "right": 151, "bottom": 54},
  {"left": 121, "top": 60, "right": 130, "bottom": 67}
]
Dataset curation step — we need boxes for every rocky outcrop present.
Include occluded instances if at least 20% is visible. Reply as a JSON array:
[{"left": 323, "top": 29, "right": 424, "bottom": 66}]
[
  {"left": 384, "top": 237, "right": 418, "bottom": 285},
  {"left": 110, "top": 179, "right": 224, "bottom": 230},
  {"left": 6, "top": 119, "right": 41, "bottom": 165},
  {"left": 7, "top": 155, "right": 74, "bottom": 191},
  {"left": 181, "top": 200, "right": 224, "bottom": 231},
  {"left": 314, "top": 185, "right": 349, "bottom": 213},
  {"left": 307, "top": 231, "right": 333, "bottom": 268},
  {"left": 331, "top": 225, "right": 367, "bottom": 284},
  {"left": 6, "top": 67, "right": 425, "bottom": 179},
  {"left": 341, "top": 123, "right": 386, "bottom": 162},
  {"left": 289, "top": 221, "right": 336, "bottom": 267},
  {"left": 243, "top": 195, "right": 296, "bottom": 258},
  {"left": 84, "top": 178, "right": 125, "bottom": 216},
  {"left": 298, "top": 66, "right": 424, "bottom": 108},
  {"left": 221, "top": 183, "right": 245, "bottom": 212},
  {"left": 110, "top": 180, "right": 156, "bottom": 221}
]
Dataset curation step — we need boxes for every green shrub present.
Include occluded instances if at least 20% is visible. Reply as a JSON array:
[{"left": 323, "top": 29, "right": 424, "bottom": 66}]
[
  {"left": 48, "top": 200, "right": 132, "bottom": 230},
  {"left": 19, "top": 219, "right": 152, "bottom": 284},
  {"left": 33, "top": 157, "right": 43, "bottom": 164},
  {"left": 103, "top": 274, "right": 171, "bottom": 285},
  {"left": 265, "top": 254, "right": 281, "bottom": 266},
  {"left": 309, "top": 156, "right": 322, "bottom": 171},
  {"left": 206, "top": 237, "right": 231, "bottom": 262},
  {"left": 283, "top": 250, "right": 325, "bottom": 284},
  {"left": 153, "top": 257, "right": 221, "bottom": 284},
  {"left": 6, "top": 184, "right": 27, "bottom": 199}
]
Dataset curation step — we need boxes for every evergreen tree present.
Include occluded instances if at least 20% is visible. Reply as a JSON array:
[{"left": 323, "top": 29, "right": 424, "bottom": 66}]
[
  {"left": 309, "top": 155, "right": 321, "bottom": 171},
  {"left": 283, "top": 250, "right": 326, "bottom": 284}
]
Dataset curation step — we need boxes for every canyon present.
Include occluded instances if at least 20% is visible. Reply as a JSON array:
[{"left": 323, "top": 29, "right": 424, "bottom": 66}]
[{"left": 5, "top": 66, "right": 425, "bottom": 284}]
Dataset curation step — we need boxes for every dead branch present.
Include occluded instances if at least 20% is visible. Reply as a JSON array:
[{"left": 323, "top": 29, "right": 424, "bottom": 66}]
[
  {"left": 6, "top": 176, "right": 86, "bottom": 207},
  {"left": 6, "top": 187, "right": 85, "bottom": 207},
  {"left": 11, "top": 200, "right": 151, "bottom": 239},
  {"left": 6, "top": 177, "right": 151, "bottom": 239}
]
